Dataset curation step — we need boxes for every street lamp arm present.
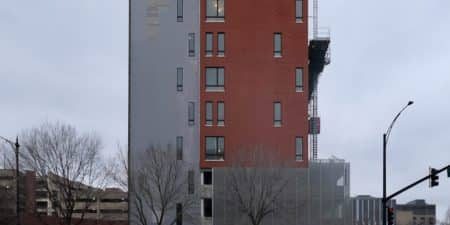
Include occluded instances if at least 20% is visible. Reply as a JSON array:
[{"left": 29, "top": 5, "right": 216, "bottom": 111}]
[
  {"left": 385, "top": 101, "right": 414, "bottom": 143},
  {"left": 0, "top": 135, "right": 14, "bottom": 146}
]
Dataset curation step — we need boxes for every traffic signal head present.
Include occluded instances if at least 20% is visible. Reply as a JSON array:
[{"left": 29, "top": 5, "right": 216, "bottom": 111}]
[
  {"left": 430, "top": 168, "right": 439, "bottom": 187},
  {"left": 388, "top": 207, "right": 395, "bottom": 225}
]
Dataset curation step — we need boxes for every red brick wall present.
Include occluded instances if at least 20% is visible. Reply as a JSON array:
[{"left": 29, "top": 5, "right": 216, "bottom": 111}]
[{"left": 200, "top": 0, "right": 309, "bottom": 168}]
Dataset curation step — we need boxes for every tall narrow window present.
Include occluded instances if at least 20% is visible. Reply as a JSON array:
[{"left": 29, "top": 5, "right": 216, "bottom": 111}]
[
  {"left": 176, "top": 203, "right": 183, "bottom": 225},
  {"left": 296, "top": 0, "right": 303, "bottom": 21},
  {"left": 177, "top": 67, "right": 183, "bottom": 92},
  {"left": 217, "top": 101, "right": 224, "bottom": 126},
  {"left": 188, "top": 33, "right": 195, "bottom": 57},
  {"left": 188, "top": 170, "right": 194, "bottom": 194},
  {"left": 205, "top": 67, "right": 225, "bottom": 91},
  {"left": 177, "top": 0, "right": 183, "bottom": 22},
  {"left": 188, "top": 102, "right": 195, "bottom": 126},
  {"left": 176, "top": 136, "right": 183, "bottom": 160},
  {"left": 203, "top": 198, "right": 213, "bottom": 217},
  {"left": 205, "top": 33, "right": 213, "bottom": 56},
  {"left": 205, "top": 101, "right": 213, "bottom": 126},
  {"left": 202, "top": 170, "right": 212, "bottom": 185},
  {"left": 296, "top": 136, "right": 303, "bottom": 160},
  {"left": 206, "top": 0, "right": 225, "bottom": 19},
  {"left": 274, "top": 33, "right": 282, "bottom": 57},
  {"left": 274, "top": 102, "right": 281, "bottom": 126},
  {"left": 296, "top": 68, "right": 303, "bottom": 92},
  {"left": 217, "top": 33, "right": 225, "bottom": 56},
  {"left": 205, "top": 136, "right": 224, "bottom": 160}
]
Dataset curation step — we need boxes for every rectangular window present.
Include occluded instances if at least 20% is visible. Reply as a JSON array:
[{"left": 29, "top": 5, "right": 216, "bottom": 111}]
[
  {"left": 188, "top": 33, "right": 195, "bottom": 57},
  {"left": 217, "top": 32, "right": 225, "bottom": 56},
  {"left": 205, "top": 101, "right": 213, "bottom": 126},
  {"left": 176, "top": 203, "right": 183, "bottom": 225},
  {"left": 296, "top": 68, "right": 303, "bottom": 92},
  {"left": 274, "top": 33, "right": 282, "bottom": 57},
  {"left": 205, "top": 67, "right": 225, "bottom": 91},
  {"left": 296, "top": 0, "right": 303, "bottom": 20},
  {"left": 177, "top": 0, "right": 183, "bottom": 22},
  {"left": 188, "top": 170, "right": 194, "bottom": 194},
  {"left": 176, "top": 136, "right": 183, "bottom": 160},
  {"left": 274, "top": 102, "right": 281, "bottom": 126},
  {"left": 217, "top": 101, "right": 224, "bottom": 126},
  {"left": 177, "top": 67, "right": 183, "bottom": 92},
  {"left": 202, "top": 170, "right": 212, "bottom": 185},
  {"left": 188, "top": 102, "right": 195, "bottom": 126},
  {"left": 205, "top": 33, "right": 213, "bottom": 56},
  {"left": 295, "top": 136, "right": 303, "bottom": 161},
  {"left": 206, "top": 0, "right": 224, "bottom": 19},
  {"left": 203, "top": 198, "right": 212, "bottom": 218},
  {"left": 205, "top": 136, "right": 224, "bottom": 160}
]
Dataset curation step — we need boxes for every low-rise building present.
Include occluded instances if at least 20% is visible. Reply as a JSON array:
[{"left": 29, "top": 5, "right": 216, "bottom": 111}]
[{"left": 395, "top": 200, "right": 435, "bottom": 225}]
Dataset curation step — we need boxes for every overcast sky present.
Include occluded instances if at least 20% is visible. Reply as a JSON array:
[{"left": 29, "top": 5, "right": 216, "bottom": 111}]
[{"left": 1, "top": 0, "right": 449, "bottom": 220}]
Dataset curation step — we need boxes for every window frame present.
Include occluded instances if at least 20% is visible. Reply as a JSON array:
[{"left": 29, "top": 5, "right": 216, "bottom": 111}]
[
  {"left": 295, "top": 0, "right": 303, "bottom": 21},
  {"left": 205, "top": 101, "right": 213, "bottom": 126},
  {"left": 295, "top": 67, "right": 304, "bottom": 92},
  {"left": 205, "top": 67, "right": 225, "bottom": 91},
  {"left": 205, "top": 136, "right": 225, "bottom": 160},
  {"left": 202, "top": 198, "right": 213, "bottom": 218},
  {"left": 202, "top": 170, "right": 213, "bottom": 185},
  {"left": 176, "top": 203, "right": 183, "bottom": 225},
  {"left": 295, "top": 136, "right": 303, "bottom": 161},
  {"left": 274, "top": 33, "right": 282, "bottom": 57},
  {"left": 205, "top": 32, "right": 213, "bottom": 56},
  {"left": 217, "top": 32, "right": 225, "bottom": 56},
  {"left": 217, "top": 101, "right": 224, "bottom": 126},
  {"left": 188, "top": 33, "right": 195, "bottom": 57},
  {"left": 177, "top": 67, "right": 183, "bottom": 92},
  {"left": 188, "top": 170, "right": 195, "bottom": 194},
  {"left": 274, "top": 102, "right": 282, "bottom": 127},
  {"left": 188, "top": 102, "right": 195, "bottom": 126},
  {"left": 206, "top": 0, "right": 225, "bottom": 19},
  {"left": 176, "top": 136, "right": 183, "bottom": 160},
  {"left": 177, "top": 0, "right": 183, "bottom": 22}
]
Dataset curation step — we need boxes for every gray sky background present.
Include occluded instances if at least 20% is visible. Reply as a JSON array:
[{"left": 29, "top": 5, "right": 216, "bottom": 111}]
[{"left": 1, "top": 0, "right": 449, "bottom": 220}]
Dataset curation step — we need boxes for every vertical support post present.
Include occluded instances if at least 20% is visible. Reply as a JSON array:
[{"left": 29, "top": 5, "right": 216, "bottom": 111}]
[
  {"left": 382, "top": 133, "right": 387, "bottom": 225},
  {"left": 15, "top": 136, "right": 20, "bottom": 225}
]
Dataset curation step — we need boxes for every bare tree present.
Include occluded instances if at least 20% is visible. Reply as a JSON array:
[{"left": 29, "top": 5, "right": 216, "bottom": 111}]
[
  {"left": 131, "top": 145, "right": 198, "bottom": 225},
  {"left": 107, "top": 143, "right": 128, "bottom": 191},
  {"left": 19, "top": 121, "right": 107, "bottom": 225},
  {"left": 224, "top": 147, "right": 292, "bottom": 225},
  {"left": 0, "top": 179, "right": 16, "bottom": 225}
]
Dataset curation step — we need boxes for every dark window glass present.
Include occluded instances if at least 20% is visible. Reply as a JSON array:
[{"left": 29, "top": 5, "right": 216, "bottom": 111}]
[
  {"left": 188, "top": 102, "right": 195, "bottom": 125},
  {"left": 203, "top": 198, "right": 212, "bottom": 217},
  {"left": 205, "top": 67, "right": 225, "bottom": 89},
  {"left": 206, "top": 101, "right": 213, "bottom": 125},
  {"left": 296, "top": 0, "right": 303, "bottom": 19},
  {"left": 274, "top": 102, "right": 281, "bottom": 126},
  {"left": 176, "top": 136, "right": 183, "bottom": 160},
  {"left": 217, "top": 101, "right": 224, "bottom": 125},
  {"left": 176, "top": 203, "right": 183, "bottom": 225},
  {"left": 296, "top": 136, "right": 303, "bottom": 160},
  {"left": 203, "top": 170, "right": 212, "bottom": 185},
  {"left": 177, "top": 67, "right": 183, "bottom": 91},
  {"left": 188, "top": 170, "right": 194, "bottom": 194},
  {"left": 188, "top": 33, "right": 195, "bottom": 57},
  {"left": 274, "top": 33, "right": 282, "bottom": 56},
  {"left": 206, "top": 0, "right": 224, "bottom": 18},
  {"left": 205, "top": 137, "right": 224, "bottom": 160},
  {"left": 205, "top": 33, "right": 213, "bottom": 56},
  {"left": 296, "top": 68, "right": 303, "bottom": 91},
  {"left": 217, "top": 33, "right": 225, "bottom": 56}
]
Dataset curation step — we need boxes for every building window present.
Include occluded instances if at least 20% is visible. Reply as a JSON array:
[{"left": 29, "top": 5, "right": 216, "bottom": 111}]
[
  {"left": 205, "top": 67, "right": 224, "bottom": 91},
  {"left": 217, "top": 101, "right": 224, "bottom": 126},
  {"left": 202, "top": 198, "right": 213, "bottom": 218},
  {"left": 296, "top": 0, "right": 303, "bottom": 21},
  {"left": 274, "top": 102, "right": 281, "bottom": 127},
  {"left": 188, "top": 170, "right": 194, "bottom": 194},
  {"left": 295, "top": 136, "right": 303, "bottom": 161},
  {"left": 206, "top": 0, "right": 224, "bottom": 19},
  {"left": 176, "top": 203, "right": 183, "bottom": 225},
  {"left": 202, "top": 170, "right": 212, "bottom": 185},
  {"left": 177, "top": 67, "right": 183, "bottom": 92},
  {"left": 188, "top": 102, "right": 195, "bottom": 126},
  {"left": 205, "top": 136, "right": 224, "bottom": 160},
  {"left": 205, "top": 101, "right": 213, "bottom": 126},
  {"left": 188, "top": 33, "right": 195, "bottom": 57},
  {"left": 176, "top": 136, "right": 183, "bottom": 160},
  {"left": 296, "top": 68, "right": 303, "bottom": 92},
  {"left": 274, "top": 33, "right": 282, "bottom": 57},
  {"left": 177, "top": 0, "right": 183, "bottom": 22},
  {"left": 217, "top": 32, "right": 225, "bottom": 56},
  {"left": 205, "top": 33, "right": 213, "bottom": 56}
]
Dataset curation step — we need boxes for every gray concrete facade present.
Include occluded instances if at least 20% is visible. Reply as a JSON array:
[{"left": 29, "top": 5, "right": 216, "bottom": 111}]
[{"left": 129, "top": 0, "right": 200, "bottom": 224}]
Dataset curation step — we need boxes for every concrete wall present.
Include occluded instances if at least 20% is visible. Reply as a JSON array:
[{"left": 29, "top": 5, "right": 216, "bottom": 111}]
[{"left": 129, "top": 0, "right": 200, "bottom": 224}]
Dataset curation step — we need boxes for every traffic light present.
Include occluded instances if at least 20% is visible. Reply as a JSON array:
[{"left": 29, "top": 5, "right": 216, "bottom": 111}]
[
  {"left": 387, "top": 207, "right": 395, "bottom": 225},
  {"left": 429, "top": 167, "right": 439, "bottom": 187}
]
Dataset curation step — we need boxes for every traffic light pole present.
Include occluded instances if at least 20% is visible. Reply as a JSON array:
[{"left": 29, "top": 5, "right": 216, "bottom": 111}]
[
  {"left": 386, "top": 164, "right": 450, "bottom": 201},
  {"left": 382, "top": 134, "right": 387, "bottom": 225}
]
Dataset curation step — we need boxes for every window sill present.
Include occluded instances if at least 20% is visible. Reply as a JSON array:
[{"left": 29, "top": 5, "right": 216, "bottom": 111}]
[
  {"left": 205, "top": 123, "right": 213, "bottom": 127},
  {"left": 217, "top": 53, "right": 225, "bottom": 57},
  {"left": 205, "top": 159, "right": 224, "bottom": 162},
  {"left": 273, "top": 123, "right": 282, "bottom": 127},
  {"left": 296, "top": 87, "right": 304, "bottom": 92},
  {"left": 273, "top": 54, "right": 282, "bottom": 58},
  {"left": 177, "top": 17, "right": 183, "bottom": 22},
  {"left": 206, "top": 18, "right": 225, "bottom": 23},
  {"left": 205, "top": 53, "right": 213, "bottom": 57},
  {"left": 296, "top": 18, "right": 303, "bottom": 23},
  {"left": 217, "top": 122, "right": 224, "bottom": 127},
  {"left": 205, "top": 87, "right": 224, "bottom": 92}
]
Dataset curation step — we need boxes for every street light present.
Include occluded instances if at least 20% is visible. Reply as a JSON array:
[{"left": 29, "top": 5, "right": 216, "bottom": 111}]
[
  {"left": 382, "top": 101, "right": 414, "bottom": 225},
  {"left": 0, "top": 136, "right": 20, "bottom": 225}
]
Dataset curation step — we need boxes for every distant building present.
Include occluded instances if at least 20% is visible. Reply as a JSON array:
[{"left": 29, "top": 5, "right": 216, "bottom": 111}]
[
  {"left": 395, "top": 200, "right": 435, "bottom": 225},
  {"left": 351, "top": 195, "right": 396, "bottom": 225}
]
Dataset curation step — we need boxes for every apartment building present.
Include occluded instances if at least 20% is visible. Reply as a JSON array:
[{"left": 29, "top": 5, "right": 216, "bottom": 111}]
[
  {"left": 395, "top": 200, "right": 436, "bottom": 225},
  {"left": 129, "top": 0, "right": 330, "bottom": 224},
  {"left": 351, "top": 195, "right": 396, "bottom": 225}
]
